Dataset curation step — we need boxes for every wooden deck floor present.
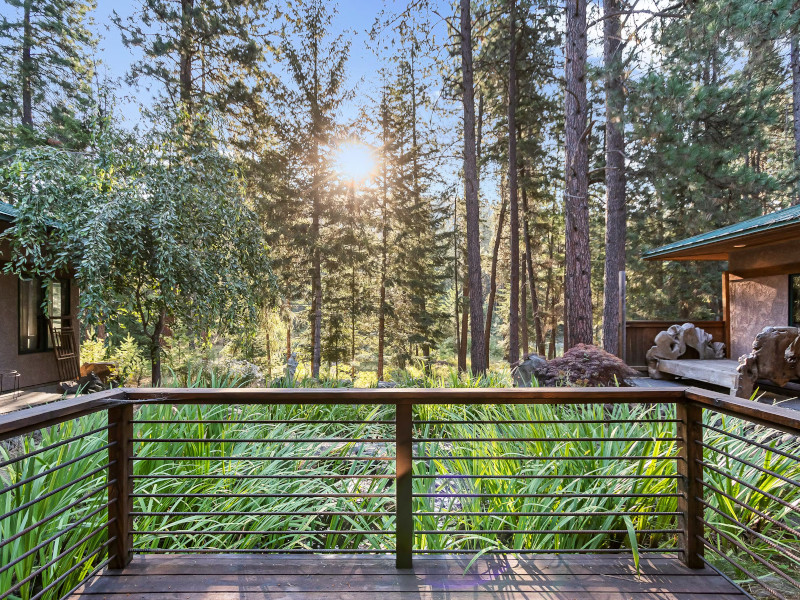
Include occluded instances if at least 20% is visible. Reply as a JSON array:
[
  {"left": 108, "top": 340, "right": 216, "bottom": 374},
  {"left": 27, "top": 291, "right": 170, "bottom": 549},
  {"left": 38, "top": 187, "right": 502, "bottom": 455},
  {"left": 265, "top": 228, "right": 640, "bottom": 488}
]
[{"left": 70, "top": 554, "right": 750, "bottom": 600}]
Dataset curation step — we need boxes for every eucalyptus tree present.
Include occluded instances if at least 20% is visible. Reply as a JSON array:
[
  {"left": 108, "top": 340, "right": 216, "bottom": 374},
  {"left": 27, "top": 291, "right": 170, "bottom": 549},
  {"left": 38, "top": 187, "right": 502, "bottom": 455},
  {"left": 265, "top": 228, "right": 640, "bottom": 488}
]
[
  {"left": 1, "top": 114, "right": 273, "bottom": 385},
  {"left": 0, "top": 0, "right": 96, "bottom": 147}
]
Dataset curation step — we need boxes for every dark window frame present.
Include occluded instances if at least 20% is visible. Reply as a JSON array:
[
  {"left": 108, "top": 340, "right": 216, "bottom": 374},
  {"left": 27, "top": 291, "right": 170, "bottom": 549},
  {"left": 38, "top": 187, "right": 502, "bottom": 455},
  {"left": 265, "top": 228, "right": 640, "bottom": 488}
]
[
  {"left": 18, "top": 276, "right": 71, "bottom": 354},
  {"left": 791, "top": 273, "right": 800, "bottom": 328}
]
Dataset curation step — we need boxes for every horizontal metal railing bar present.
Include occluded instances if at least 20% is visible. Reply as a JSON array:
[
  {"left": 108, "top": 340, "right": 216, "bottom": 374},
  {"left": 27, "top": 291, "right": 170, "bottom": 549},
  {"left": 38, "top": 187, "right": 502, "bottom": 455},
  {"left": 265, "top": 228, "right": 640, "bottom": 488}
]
[
  {"left": 414, "top": 419, "right": 680, "bottom": 425},
  {"left": 34, "top": 542, "right": 115, "bottom": 600},
  {"left": 413, "top": 548, "right": 682, "bottom": 554},
  {"left": 0, "top": 519, "right": 114, "bottom": 600},
  {"left": 413, "top": 437, "right": 681, "bottom": 443},
  {"left": 699, "top": 477, "right": 800, "bottom": 538},
  {"left": 133, "top": 529, "right": 394, "bottom": 535},
  {"left": 699, "top": 518, "right": 800, "bottom": 591},
  {"left": 698, "top": 440, "right": 800, "bottom": 488},
  {"left": 0, "top": 476, "right": 117, "bottom": 550},
  {"left": 699, "top": 499, "right": 800, "bottom": 565},
  {"left": 0, "top": 499, "right": 113, "bottom": 576},
  {"left": 132, "top": 474, "right": 395, "bottom": 480},
  {"left": 412, "top": 455, "right": 681, "bottom": 461},
  {"left": 412, "top": 474, "right": 677, "bottom": 480},
  {"left": 698, "top": 460, "right": 800, "bottom": 514},
  {"left": 132, "top": 548, "right": 395, "bottom": 554},
  {"left": 131, "top": 437, "right": 395, "bottom": 443},
  {"left": 415, "top": 511, "right": 682, "bottom": 517},
  {"left": 131, "top": 492, "right": 394, "bottom": 499},
  {"left": 132, "top": 511, "right": 395, "bottom": 517},
  {"left": 417, "top": 528, "right": 682, "bottom": 535},
  {"left": 0, "top": 471, "right": 115, "bottom": 523},
  {"left": 413, "top": 492, "right": 681, "bottom": 499},
  {"left": 699, "top": 536, "right": 789, "bottom": 600},
  {"left": 0, "top": 423, "right": 114, "bottom": 469},
  {"left": 53, "top": 554, "right": 115, "bottom": 600},
  {"left": 131, "top": 455, "right": 395, "bottom": 461},
  {"left": 702, "top": 422, "right": 800, "bottom": 463},
  {"left": 133, "top": 420, "right": 397, "bottom": 425},
  {"left": 1, "top": 452, "right": 113, "bottom": 496}
]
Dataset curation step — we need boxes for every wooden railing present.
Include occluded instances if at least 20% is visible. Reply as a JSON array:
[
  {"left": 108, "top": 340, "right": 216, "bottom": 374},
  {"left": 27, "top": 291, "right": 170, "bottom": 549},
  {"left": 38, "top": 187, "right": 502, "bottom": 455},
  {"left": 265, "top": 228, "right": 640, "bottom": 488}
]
[{"left": 1, "top": 387, "right": 798, "bottom": 600}]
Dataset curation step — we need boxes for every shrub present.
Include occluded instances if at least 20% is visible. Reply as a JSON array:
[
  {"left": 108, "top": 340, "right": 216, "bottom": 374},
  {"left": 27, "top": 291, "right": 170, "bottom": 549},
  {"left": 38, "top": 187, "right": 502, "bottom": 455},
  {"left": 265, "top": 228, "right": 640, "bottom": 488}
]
[
  {"left": 109, "top": 334, "right": 147, "bottom": 385},
  {"left": 540, "top": 343, "right": 638, "bottom": 387}
]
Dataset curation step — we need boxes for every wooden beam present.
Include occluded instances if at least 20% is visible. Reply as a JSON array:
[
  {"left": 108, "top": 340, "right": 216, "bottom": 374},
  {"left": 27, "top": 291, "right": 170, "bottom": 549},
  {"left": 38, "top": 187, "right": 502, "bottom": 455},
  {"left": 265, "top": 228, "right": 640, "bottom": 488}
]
[
  {"left": 108, "top": 403, "right": 133, "bottom": 569},
  {"left": 729, "top": 260, "right": 800, "bottom": 280},
  {"left": 721, "top": 272, "right": 731, "bottom": 359},
  {"left": 676, "top": 402, "right": 704, "bottom": 569}
]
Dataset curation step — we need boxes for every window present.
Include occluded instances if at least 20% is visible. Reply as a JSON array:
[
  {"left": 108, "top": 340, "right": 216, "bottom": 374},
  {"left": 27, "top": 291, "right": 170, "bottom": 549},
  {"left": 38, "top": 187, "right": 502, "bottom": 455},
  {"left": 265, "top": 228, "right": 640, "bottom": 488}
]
[
  {"left": 18, "top": 277, "right": 70, "bottom": 354},
  {"left": 792, "top": 274, "right": 800, "bottom": 327}
]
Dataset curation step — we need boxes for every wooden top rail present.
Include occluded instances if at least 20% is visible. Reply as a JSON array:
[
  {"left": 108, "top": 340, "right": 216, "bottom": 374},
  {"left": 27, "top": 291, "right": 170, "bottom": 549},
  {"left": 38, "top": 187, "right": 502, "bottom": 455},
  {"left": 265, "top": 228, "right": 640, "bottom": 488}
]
[{"left": 2, "top": 385, "right": 798, "bottom": 441}]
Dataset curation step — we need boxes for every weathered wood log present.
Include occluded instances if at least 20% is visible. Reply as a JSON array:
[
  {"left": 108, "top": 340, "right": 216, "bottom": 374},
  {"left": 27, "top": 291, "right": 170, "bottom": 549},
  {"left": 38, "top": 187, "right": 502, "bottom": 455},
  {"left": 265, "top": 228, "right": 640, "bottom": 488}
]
[
  {"left": 736, "top": 326, "right": 800, "bottom": 398},
  {"left": 646, "top": 323, "right": 725, "bottom": 379}
]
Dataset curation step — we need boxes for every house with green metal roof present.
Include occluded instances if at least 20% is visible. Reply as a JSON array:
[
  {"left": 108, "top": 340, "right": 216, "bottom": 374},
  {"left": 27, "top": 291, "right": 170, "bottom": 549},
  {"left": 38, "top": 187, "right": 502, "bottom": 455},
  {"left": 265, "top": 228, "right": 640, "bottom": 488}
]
[
  {"left": 1, "top": 201, "right": 81, "bottom": 393},
  {"left": 638, "top": 204, "right": 800, "bottom": 397}
]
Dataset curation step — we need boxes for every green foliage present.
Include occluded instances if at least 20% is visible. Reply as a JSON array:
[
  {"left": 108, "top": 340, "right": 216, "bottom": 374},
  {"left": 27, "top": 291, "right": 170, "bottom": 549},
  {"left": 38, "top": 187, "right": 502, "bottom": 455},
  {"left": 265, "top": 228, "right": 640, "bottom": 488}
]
[
  {"left": 0, "top": 111, "right": 275, "bottom": 379},
  {"left": 0, "top": 0, "right": 97, "bottom": 148},
  {"left": 109, "top": 334, "right": 147, "bottom": 386}
]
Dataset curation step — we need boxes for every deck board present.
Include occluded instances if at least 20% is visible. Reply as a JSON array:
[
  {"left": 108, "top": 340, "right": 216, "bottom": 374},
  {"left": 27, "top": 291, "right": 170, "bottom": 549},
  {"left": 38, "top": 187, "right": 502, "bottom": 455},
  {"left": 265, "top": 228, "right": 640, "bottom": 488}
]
[{"left": 70, "top": 554, "right": 749, "bottom": 600}]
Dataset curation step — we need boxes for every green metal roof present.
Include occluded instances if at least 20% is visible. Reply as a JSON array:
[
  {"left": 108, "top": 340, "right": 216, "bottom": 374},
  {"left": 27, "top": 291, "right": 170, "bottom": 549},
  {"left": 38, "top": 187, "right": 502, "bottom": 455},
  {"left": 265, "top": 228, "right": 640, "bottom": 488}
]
[
  {"left": 642, "top": 204, "right": 800, "bottom": 260},
  {"left": 0, "top": 201, "right": 18, "bottom": 223}
]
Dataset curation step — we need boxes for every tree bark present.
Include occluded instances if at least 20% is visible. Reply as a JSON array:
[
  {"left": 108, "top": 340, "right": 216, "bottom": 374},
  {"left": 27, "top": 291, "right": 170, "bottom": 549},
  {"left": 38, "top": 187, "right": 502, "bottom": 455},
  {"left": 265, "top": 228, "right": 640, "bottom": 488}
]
[
  {"left": 602, "top": 0, "right": 627, "bottom": 354},
  {"left": 522, "top": 185, "right": 546, "bottom": 356},
  {"left": 21, "top": 0, "right": 32, "bottom": 127},
  {"left": 520, "top": 247, "right": 528, "bottom": 357},
  {"left": 460, "top": 0, "right": 487, "bottom": 374},
  {"left": 507, "top": 0, "right": 520, "bottom": 365},
  {"left": 484, "top": 194, "right": 508, "bottom": 362},
  {"left": 564, "top": 0, "right": 593, "bottom": 348},
  {"left": 378, "top": 101, "right": 389, "bottom": 381},
  {"left": 150, "top": 310, "right": 167, "bottom": 387},
  {"left": 180, "top": 0, "right": 194, "bottom": 111},
  {"left": 458, "top": 275, "right": 469, "bottom": 371},
  {"left": 792, "top": 35, "right": 800, "bottom": 205}
]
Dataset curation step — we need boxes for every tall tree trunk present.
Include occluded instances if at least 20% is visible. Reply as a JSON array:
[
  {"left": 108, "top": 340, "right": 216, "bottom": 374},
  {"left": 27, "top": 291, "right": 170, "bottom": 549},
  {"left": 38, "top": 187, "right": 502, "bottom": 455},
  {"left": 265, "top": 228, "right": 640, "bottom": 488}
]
[
  {"left": 266, "top": 324, "right": 272, "bottom": 381},
  {"left": 310, "top": 30, "right": 322, "bottom": 379},
  {"left": 378, "top": 100, "right": 389, "bottom": 381},
  {"left": 458, "top": 276, "right": 469, "bottom": 371},
  {"left": 150, "top": 310, "right": 167, "bottom": 387},
  {"left": 507, "top": 0, "right": 520, "bottom": 365},
  {"left": 21, "top": 0, "right": 32, "bottom": 127},
  {"left": 453, "top": 197, "right": 461, "bottom": 366},
  {"left": 460, "top": 0, "right": 487, "bottom": 375},
  {"left": 602, "top": 0, "right": 627, "bottom": 354},
  {"left": 564, "top": 0, "right": 593, "bottom": 348},
  {"left": 522, "top": 185, "right": 546, "bottom": 356},
  {"left": 520, "top": 247, "right": 528, "bottom": 357},
  {"left": 180, "top": 0, "right": 194, "bottom": 111},
  {"left": 484, "top": 194, "right": 508, "bottom": 362},
  {"left": 792, "top": 35, "right": 800, "bottom": 205}
]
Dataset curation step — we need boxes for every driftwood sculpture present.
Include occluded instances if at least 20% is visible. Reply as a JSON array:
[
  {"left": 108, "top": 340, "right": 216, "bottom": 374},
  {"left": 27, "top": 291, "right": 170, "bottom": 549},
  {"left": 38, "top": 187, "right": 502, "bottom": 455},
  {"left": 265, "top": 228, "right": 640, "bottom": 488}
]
[
  {"left": 646, "top": 323, "right": 726, "bottom": 379},
  {"left": 736, "top": 326, "right": 800, "bottom": 398}
]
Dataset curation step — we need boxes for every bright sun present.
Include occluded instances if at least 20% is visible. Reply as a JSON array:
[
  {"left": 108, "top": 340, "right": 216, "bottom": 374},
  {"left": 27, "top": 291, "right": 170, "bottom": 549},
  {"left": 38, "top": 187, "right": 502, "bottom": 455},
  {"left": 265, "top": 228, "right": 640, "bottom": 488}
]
[{"left": 334, "top": 142, "right": 376, "bottom": 183}]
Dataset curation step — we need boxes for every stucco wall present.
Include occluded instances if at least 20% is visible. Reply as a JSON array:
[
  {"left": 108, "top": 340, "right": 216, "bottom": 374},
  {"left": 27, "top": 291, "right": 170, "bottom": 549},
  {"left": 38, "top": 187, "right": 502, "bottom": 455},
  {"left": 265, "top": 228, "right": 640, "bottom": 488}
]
[
  {"left": 0, "top": 223, "right": 80, "bottom": 389},
  {"left": 729, "top": 274, "right": 789, "bottom": 359}
]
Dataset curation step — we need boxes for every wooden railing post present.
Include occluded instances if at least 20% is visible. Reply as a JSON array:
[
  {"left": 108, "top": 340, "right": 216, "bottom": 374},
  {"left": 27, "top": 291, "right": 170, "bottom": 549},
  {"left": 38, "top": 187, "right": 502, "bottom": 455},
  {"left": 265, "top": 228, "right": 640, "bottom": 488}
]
[
  {"left": 108, "top": 403, "right": 133, "bottom": 569},
  {"left": 395, "top": 401, "right": 413, "bottom": 569},
  {"left": 676, "top": 400, "right": 704, "bottom": 569}
]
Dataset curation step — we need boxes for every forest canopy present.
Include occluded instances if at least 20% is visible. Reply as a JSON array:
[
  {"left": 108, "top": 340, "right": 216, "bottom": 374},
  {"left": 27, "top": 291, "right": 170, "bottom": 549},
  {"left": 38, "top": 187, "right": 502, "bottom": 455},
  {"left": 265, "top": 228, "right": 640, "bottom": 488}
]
[{"left": 0, "top": 0, "right": 798, "bottom": 383}]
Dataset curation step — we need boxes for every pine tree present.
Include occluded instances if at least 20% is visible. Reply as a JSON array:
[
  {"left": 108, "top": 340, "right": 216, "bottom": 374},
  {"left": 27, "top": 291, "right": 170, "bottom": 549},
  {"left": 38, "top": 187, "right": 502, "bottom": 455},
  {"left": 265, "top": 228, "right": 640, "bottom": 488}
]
[{"left": 0, "top": 0, "right": 97, "bottom": 147}]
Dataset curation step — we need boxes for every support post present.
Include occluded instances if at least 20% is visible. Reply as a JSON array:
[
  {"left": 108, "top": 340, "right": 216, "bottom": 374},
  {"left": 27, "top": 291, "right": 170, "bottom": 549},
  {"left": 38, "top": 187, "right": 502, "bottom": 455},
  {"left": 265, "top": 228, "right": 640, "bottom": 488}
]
[
  {"left": 395, "top": 401, "right": 413, "bottom": 569},
  {"left": 676, "top": 400, "right": 704, "bottom": 569},
  {"left": 108, "top": 403, "right": 133, "bottom": 569},
  {"left": 618, "top": 270, "right": 627, "bottom": 361},
  {"left": 722, "top": 271, "right": 731, "bottom": 358}
]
